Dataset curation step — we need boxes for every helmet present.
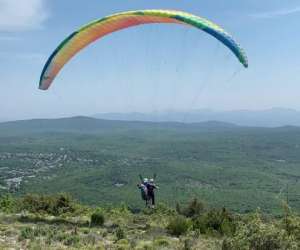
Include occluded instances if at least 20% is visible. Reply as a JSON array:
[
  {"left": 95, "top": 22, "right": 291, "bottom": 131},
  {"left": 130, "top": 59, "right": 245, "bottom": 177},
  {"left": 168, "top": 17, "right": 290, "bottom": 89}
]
[
  {"left": 149, "top": 178, "right": 154, "bottom": 183},
  {"left": 143, "top": 178, "right": 148, "bottom": 183}
]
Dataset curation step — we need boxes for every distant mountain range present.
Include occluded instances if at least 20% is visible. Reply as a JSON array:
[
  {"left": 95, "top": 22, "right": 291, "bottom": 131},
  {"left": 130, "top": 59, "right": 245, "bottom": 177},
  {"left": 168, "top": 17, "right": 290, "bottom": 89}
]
[
  {"left": 93, "top": 108, "right": 300, "bottom": 127},
  {"left": 0, "top": 116, "right": 238, "bottom": 136},
  {"left": 1, "top": 108, "right": 299, "bottom": 135}
]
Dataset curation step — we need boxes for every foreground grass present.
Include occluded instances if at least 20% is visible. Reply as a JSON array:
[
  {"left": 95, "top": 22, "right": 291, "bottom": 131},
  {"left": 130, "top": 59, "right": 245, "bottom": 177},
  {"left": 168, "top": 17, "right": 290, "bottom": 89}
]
[
  {"left": 0, "top": 194, "right": 299, "bottom": 250},
  {"left": 0, "top": 211, "right": 221, "bottom": 250}
]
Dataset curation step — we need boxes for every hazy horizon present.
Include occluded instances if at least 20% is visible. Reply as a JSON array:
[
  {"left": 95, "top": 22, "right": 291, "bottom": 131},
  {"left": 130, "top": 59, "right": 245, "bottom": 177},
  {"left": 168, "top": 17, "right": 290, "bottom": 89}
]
[
  {"left": 0, "top": 106, "right": 298, "bottom": 120},
  {"left": 2, "top": 107, "right": 300, "bottom": 128}
]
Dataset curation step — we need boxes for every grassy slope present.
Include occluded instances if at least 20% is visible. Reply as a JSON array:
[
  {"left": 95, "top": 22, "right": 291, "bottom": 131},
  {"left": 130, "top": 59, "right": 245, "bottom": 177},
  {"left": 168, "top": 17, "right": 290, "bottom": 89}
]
[
  {"left": 0, "top": 208, "right": 222, "bottom": 250},
  {"left": 1, "top": 192, "right": 299, "bottom": 250}
]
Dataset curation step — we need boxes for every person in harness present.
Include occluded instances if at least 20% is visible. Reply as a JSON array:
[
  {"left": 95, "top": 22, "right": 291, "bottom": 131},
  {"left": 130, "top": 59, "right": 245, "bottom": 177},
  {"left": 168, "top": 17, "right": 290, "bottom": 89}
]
[
  {"left": 137, "top": 175, "right": 158, "bottom": 208},
  {"left": 137, "top": 178, "right": 149, "bottom": 207},
  {"left": 146, "top": 178, "right": 158, "bottom": 208}
]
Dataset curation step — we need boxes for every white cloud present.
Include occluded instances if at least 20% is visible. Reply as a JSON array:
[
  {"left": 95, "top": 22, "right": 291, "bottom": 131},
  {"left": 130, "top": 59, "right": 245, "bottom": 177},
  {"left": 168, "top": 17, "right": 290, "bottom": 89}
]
[
  {"left": 0, "top": 0, "right": 48, "bottom": 31},
  {"left": 251, "top": 6, "right": 300, "bottom": 19}
]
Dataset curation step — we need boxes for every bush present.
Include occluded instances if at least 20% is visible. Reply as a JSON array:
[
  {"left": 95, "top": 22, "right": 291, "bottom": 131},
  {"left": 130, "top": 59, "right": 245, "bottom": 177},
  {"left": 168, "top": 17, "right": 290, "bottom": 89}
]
[
  {"left": 285, "top": 214, "right": 300, "bottom": 241},
  {"left": 222, "top": 212, "right": 298, "bottom": 250},
  {"left": 64, "top": 234, "right": 80, "bottom": 246},
  {"left": 155, "top": 203, "right": 176, "bottom": 215},
  {"left": 280, "top": 205, "right": 300, "bottom": 242},
  {"left": 167, "top": 216, "right": 190, "bottom": 237},
  {"left": 19, "top": 225, "right": 57, "bottom": 242},
  {"left": 53, "top": 193, "right": 75, "bottom": 215},
  {"left": 19, "top": 227, "right": 35, "bottom": 240},
  {"left": 90, "top": 210, "right": 105, "bottom": 227},
  {"left": 154, "top": 237, "right": 170, "bottom": 247},
  {"left": 116, "top": 227, "right": 125, "bottom": 240},
  {"left": 21, "top": 193, "right": 75, "bottom": 216},
  {"left": 177, "top": 198, "right": 205, "bottom": 218},
  {"left": 0, "top": 194, "right": 16, "bottom": 213},
  {"left": 193, "top": 208, "right": 236, "bottom": 236},
  {"left": 34, "top": 225, "right": 48, "bottom": 237}
]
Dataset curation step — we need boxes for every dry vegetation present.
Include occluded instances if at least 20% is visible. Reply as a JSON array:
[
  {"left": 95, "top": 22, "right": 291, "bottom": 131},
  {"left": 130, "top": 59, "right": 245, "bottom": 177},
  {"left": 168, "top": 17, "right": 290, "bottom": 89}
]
[{"left": 0, "top": 194, "right": 299, "bottom": 250}]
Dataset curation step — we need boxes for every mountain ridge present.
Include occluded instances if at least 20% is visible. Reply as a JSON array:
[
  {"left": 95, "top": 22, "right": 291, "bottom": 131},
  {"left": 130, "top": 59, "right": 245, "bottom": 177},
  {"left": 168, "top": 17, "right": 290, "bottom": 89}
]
[
  {"left": 0, "top": 116, "right": 239, "bottom": 136},
  {"left": 93, "top": 108, "right": 300, "bottom": 127}
]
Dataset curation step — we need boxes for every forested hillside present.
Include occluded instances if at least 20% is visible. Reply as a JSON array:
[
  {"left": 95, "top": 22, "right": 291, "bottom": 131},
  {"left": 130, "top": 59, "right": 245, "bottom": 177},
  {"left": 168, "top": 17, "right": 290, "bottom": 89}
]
[{"left": 1, "top": 117, "right": 300, "bottom": 214}]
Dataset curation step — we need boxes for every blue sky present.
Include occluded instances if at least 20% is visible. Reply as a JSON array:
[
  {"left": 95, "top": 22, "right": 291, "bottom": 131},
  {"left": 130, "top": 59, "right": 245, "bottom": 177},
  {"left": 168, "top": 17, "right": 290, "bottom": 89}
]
[{"left": 0, "top": 0, "right": 300, "bottom": 120}]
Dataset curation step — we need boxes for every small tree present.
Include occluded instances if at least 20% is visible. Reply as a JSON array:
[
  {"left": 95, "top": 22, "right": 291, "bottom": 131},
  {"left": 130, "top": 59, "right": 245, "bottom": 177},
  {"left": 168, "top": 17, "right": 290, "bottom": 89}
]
[
  {"left": 167, "top": 216, "right": 190, "bottom": 237},
  {"left": 0, "top": 194, "right": 16, "bottom": 213},
  {"left": 90, "top": 210, "right": 105, "bottom": 227},
  {"left": 177, "top": 198, "right": 205, "bottom": 218},
  {"left": 193, "top": 208, "right": 236, "bottom": 236}
]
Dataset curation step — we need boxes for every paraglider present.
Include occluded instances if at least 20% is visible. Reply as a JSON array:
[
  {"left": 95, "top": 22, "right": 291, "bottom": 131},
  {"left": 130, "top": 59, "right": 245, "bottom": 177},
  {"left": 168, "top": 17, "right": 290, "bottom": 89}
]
[
  {"left": 137, "top": 175, "right": 159, "bottom": 208},
  {"left": 39, "top": 9, "right": 248, "bottom": 90}
]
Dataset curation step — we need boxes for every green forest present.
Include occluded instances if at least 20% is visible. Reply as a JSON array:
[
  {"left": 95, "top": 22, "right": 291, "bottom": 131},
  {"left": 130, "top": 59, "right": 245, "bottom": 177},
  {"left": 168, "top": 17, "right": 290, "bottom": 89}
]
[{"left": 1, "top": 117, "right": 300, "bottom": 214}]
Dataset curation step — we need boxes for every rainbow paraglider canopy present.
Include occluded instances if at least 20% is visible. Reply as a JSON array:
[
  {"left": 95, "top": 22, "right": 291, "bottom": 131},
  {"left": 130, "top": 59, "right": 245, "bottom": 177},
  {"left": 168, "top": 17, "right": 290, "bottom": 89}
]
[{"left": 39, "top": 9, "right": 248, "bottom": 90}]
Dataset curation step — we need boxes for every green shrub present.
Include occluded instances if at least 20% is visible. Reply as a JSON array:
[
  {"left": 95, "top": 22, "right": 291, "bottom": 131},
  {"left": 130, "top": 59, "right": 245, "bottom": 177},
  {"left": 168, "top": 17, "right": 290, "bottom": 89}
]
[
  {"left": 285, "top": 215, "right": 300, "bottom": 241},
  {"left": 53, "top": 193, "right": 74, "bottom": 215},
  {"left": 167, "top": 216, "right": 190, "bottom": 237},
  {"left": 0, "top": 194, "right": 16, "bottom": 213},
  {"left": 19, "top": 227, "right": 35, "bottom": 240},
  {"left": 34, "top": 225, "right": 48, "bottom": 237},
  {"left": 193, "top": 208, "right": 236, "bottom": 236},
  {"left": 177, "top": 198, "right": 205, "bottom": 218},
  {"left": 154, "top": 237, "right": 170, "bottom": 247},
  {"left": 64, "top": 234, "right": 80, "bottom": 246},
  {"left": 90, "top": 210, "right": 105, "bottom": 226},
  {"left": 155, "top": 203, "right": 176, "bottom": 215},
  {"left": 222, "top": 212, "right": 298, "bottom": 250},
  {"left": 116, "top": 227, "right": 125, "bottom": 240},
  {"left": 44, "top": 226, "right": 60, "bottom": 244},
  {"left": 21, "top": 193, "right": 75, "bottom": 216}
]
